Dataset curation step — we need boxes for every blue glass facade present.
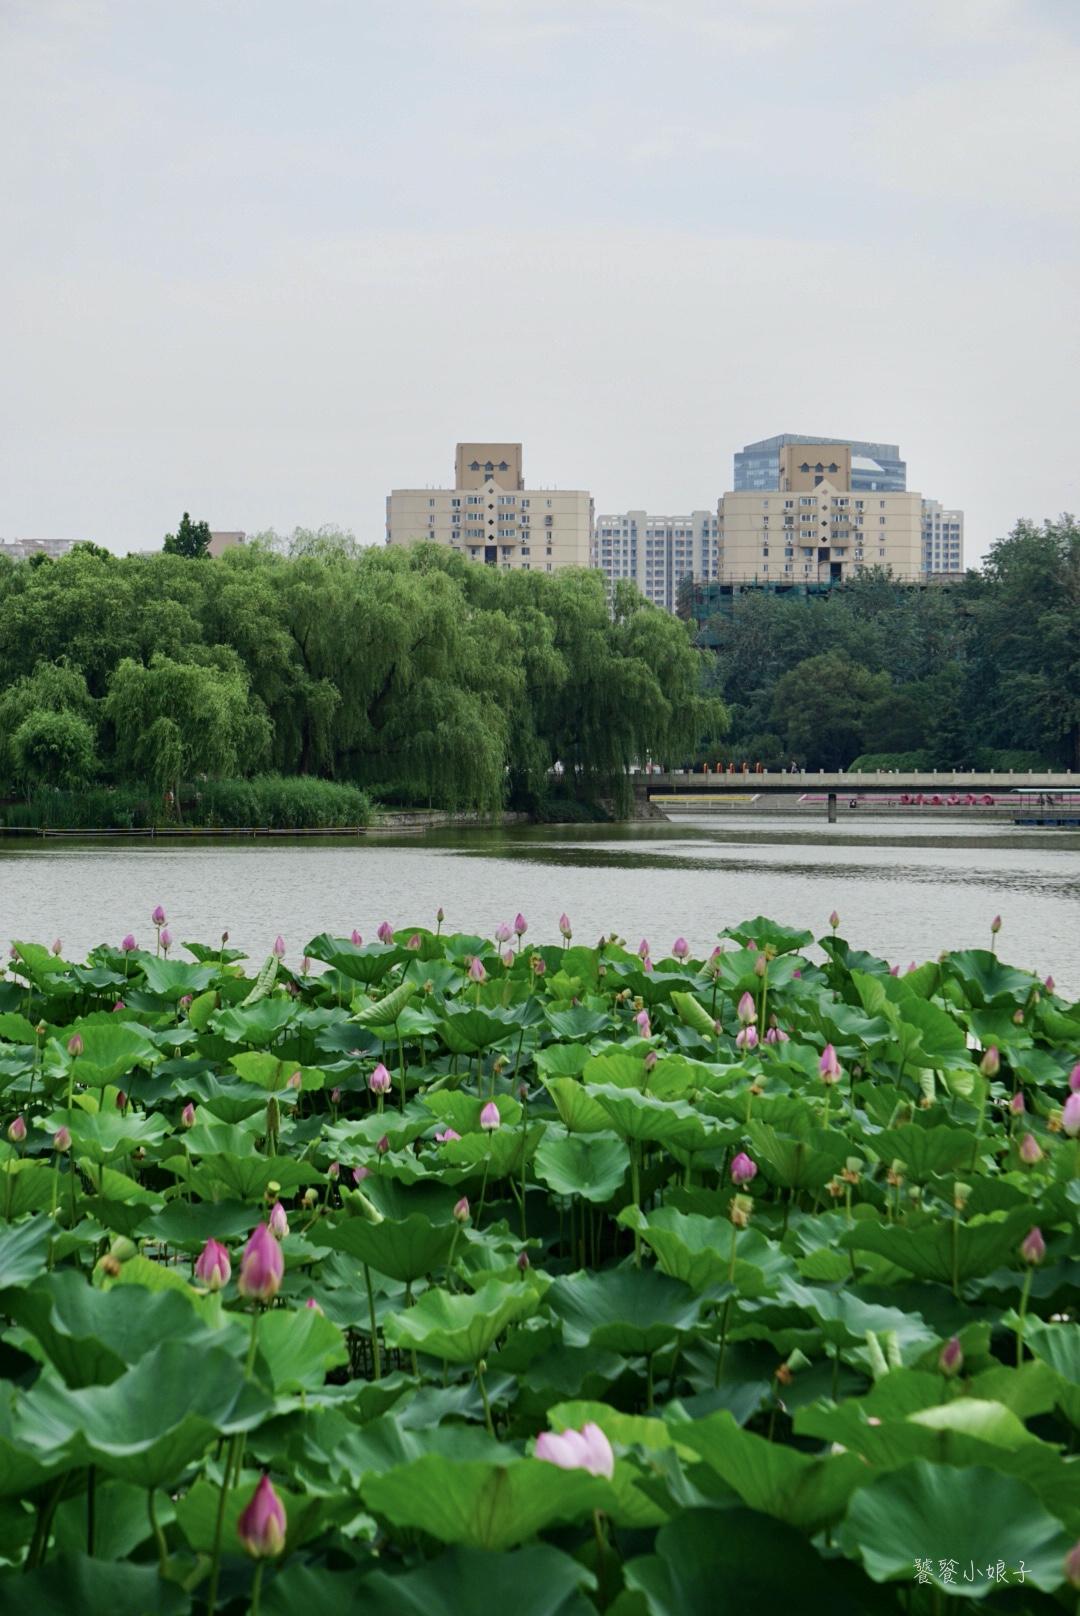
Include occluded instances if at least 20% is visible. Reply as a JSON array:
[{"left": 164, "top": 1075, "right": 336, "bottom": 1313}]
[{"left": 734, "top": 434, "right": 907, "bottom": 493}]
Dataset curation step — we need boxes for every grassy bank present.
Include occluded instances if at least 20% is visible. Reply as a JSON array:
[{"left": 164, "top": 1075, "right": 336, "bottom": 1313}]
[{"left": 0, "top": 774, "right": 375, "bottom": 831}]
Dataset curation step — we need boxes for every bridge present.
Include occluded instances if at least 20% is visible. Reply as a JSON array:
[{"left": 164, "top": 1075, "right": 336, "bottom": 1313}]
[{"left": 634, "top": 770, "right": 1078, "bottom": 821}]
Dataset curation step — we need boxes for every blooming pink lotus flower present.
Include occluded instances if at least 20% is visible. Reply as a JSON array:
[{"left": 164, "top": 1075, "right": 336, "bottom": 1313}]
[
  {"left": 237, "top": 1224, "right": 284, "bottom": 1301},
  {"left": 534, "top": 1421, "right": 614, "bottom": 1480},
  {"left": 181, "top": 1102, "right": 196, "bottom": 1127},
  {"left": 121, "top": 934, "right": 136, "bottom": 953},
  {"left": 494, "top": 922, "right": 512, "bottom": 945},
  {"left": 377, "top": 921, "right": 394, "bottom": 944},
  {"left": 828, "top": 910, "right": 840, "bottom": 930},
  {"left": 637, "top": 938, "right": 650, "bottom": 959},
  {"left": 1009, "top": 1092, "right": 1025, "bottom": 1116},
  {"left": 7, "top": 1116, "right": 26, "bottom": 1144},
  {"left": 735, "top": 1025, "right": 758, "bottom": 1051},
  {"left": 480, "top": 1101, "right": 501, "bottom": 1131},
  {"left": 268, "top": 1201, "right": 289, "bottom": 1240},
  {"left": 368, "top": 1063, "right": 392, "bottom": 1094},
  {"left": 819, "top": 1044, "right": 841, "bottom": 1084},
  {"left": 730, "top": 1152, "right": 757, "bottom": 1185},
  {"left": 351, "top": 929, "right": 362, "bottom": 945},
  {"left": 1070, "top": 1064, "right": 1080, "bottom": 1093},
  {"left": 672, "top": 937, "right": 689, "bottom": 960},
  {"left": 272, "top": 935, "right": 286, "bottom": 958},
  {"left": 514, "top": 913, "right": 528, "bottom": 937},
  {"left": 1062, "top": 1092, "right": 1080, "bottom": 1138},
  {"left": 454, "top": 1195, "right": 470, "bottom": 1222},
  {"left": 352, "top": 1164, "right": 370, "bottom": 1182},
  {"left": 435, "top": 1127, "right": 461, "bottom": 1143},
  {"left": 736, "top": 992, "right": 757, "bottom": 1026},
  {"left": 939, "top": 1336, "right": 963, "bottom": 1378},
  {"left": 51, "top": 938, "right": 63, "bottom": 957},
  {"left": 195, "top": 1238, "right": 231, "bottom": 1291},
  {"left": 53, "top": 1126, "right": 71, "bottom": 1152},
  {"left": 468, "top": 956, "right": 487, "bottom": 984},
  {"left": 1020, "top": 1227, "right": 1046, "bottom": 1265},
  {"left": 635, "top": 1009, "right": 651, "bottom": 1038},
  {"left": 558, "top": 913, "right": 572, "bottom": 939},
  {"left": 237, "top": 1474, "right": 287, "bottom": 1559},
  {"left": 502, "top": 948, "right": 515, "bottom": 968},
  {"left": 1019, "top": 1133, "right": 1043, "bottom": 1165}
]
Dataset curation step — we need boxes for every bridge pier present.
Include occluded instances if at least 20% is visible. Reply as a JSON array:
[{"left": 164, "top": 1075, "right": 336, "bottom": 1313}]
[{"left": 827, "top": 792, "right": 837, "bottom": 823}]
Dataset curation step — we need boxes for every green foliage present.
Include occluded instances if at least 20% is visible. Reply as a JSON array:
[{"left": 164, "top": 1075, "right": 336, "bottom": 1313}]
[
  {"left": 0, "top": 914, "right": 1077, "bottom": 1607},
  {"left": 161, "top": 512, "right": 212, "bottom": 559}
]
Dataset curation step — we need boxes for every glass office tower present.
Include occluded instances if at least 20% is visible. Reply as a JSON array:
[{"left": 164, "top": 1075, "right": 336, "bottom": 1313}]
[{"left": 734, "top": 434, "right": 907, "bottom": 493}]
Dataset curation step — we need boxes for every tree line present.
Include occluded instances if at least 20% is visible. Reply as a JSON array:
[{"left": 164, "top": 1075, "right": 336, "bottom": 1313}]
[
  {"left": 0, "top": 535, "right": 724, "bottom": 813},
  {"left": 697, "top": 518, "right": 1079, "bottom": 772}
]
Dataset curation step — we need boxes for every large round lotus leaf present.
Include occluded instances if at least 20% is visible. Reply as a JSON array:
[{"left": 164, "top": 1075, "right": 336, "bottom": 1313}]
[
  {"left": 319, "top": 1212, "right": 457, "bottom": 1283},
  {"left": 546, "top": 1267, "right": 702, "bottom": 1356},
  {"left": 383, "top": 1279, "right": 538, "bottom": 1364},
  {"left": 617, "top": 1210, "right": 789, "bottom": 1296},
  {"left": 837, "top": 1461, "right": 1072, "bottom": 1593},
  {"left": 4, "top": 1555, "right": 189, "bottom": 1616},
  {"left": 6, "top": 1271, "right": 207, "bottom": 1386},
  {"left": 533, "top": 1132, "right": 629, "bottom": 1203}
]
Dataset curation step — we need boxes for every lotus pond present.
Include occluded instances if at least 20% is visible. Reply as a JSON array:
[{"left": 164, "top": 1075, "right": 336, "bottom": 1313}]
[{"left": 0, "top": 914, "right": 1078, "bottom": 1614}]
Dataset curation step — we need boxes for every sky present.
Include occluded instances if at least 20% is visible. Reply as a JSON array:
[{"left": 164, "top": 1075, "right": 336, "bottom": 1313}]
[{"left": 2, "top": 0, "right": 1078, "bottom": 563}]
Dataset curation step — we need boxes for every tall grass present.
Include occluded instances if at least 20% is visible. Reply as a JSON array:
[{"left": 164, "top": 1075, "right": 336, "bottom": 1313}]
[{"left": 0, "top": 775, "right": 375, "bottom": 831}]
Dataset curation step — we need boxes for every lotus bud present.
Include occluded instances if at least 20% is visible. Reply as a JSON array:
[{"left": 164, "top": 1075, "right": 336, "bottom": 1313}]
[
  {"left": 737, "top": 991, "right": 757, "bottom": 1026},
  {"left": 889, "top": 964, "right": 899, "bottom": 976},
  {"left": 819, "top": 1044, "right": 842, "bottom": 1084},
  {"left": 100, "top": 1254, "right": 122, "bottom": 1278},
  {"left": 121, "top": 934, "right": 136, "bottom": 953},
  {"left": 1070, "top": 1063, "right": 1080, "bottom": 1093},
  {"left": 330, "top": 1087, "right": 342, "bottom": 1105},
  {"left": 480, "top": 1101, "right": 501, "bottom": 1131},
  {"left": 151, "top": 905, "right": 166, "bottom": 927},
  {"left": 53, "top": 1125, "right": 71, "bottom": 1151},
  {"left": 51, "top": 938, "right": 63, "bottom": 956},
  {"left": 269, "top": 935, "right": 285, "bottom": 960},
  {"left": 349, "top": 929, "right": 362, "bottom": 945},
  {"left": 980, "top": 1045, "right": 1000, "bottom": 1078},
  {"left": 938, "top": 1336, "right": 963, "bottom": 1378},
  {"left": 237, "top": 1224, "right": 284, "bottom": 1301},
  {"left": 35, "top": 1022, "right": 47, "bottom": 1038},
  {"left": 730, "top": 1152, "right": 757, "bottom": 1186},
  {"left": 435, "top": 1127, "right": 461, "bottom": 1142},
  {"left": 953, "top": 1181, "right": 971, "bottom": 1212},
  {"left": 1045, "top": 975, "right": 1055, "bottom": 993},
  {"left": 376, "top": 1134, "right": 390, "bottom": 1155},
  {"left": 181, "top": 1102, "right": 196, "bottom": 1127},
  {"left": 468, "top": 955, "right": 487, "bottom": 984},
  {"left": 301, "top": 1187, "right": 317, "bottom": 1210},
  {"left": 557, "top": 913, "right": 573, "bottom": 940},
  {"left": 221, "top": 931, "right": 229, "bottom": 945},
  {"left": 237, "top": 1474, "right": 287, "bottom": 1559},
  {"left": 1018, "top": 1132, "right": 1043, "bottom": 1164},
  {"left": 1065, "top": 1541, "right": 1080, "bottom": 1591},
  {"left": 517, "top": 1250, "right": 530, "bottom": 1271},
  {"left": 990, "top": 914, "right": 1002, "bottom": 934},
  {"left": 754, "top": 953, "right": 767, "bottom": 977},
  {"left": 195, "top": 1238, "right": 231, "bottom": 1291},
  {"left": 511, "top": 913, "right": 527, "bottom": 938},
  {"left": 377, "top": 921, "right": 394, "bottom": 944},
  {"left": 327, "top": 1160, "right": 340, "bottom": 1179},
  {"left": 116, "top": 1090, "right": 127, "bottom": 1111},
  {"left": 530, "top": 953, "right": 546, "bottom": 976},
  {"left": 644, "top": 1050, "right": 659, "bottom": 1071},
  {"left": 672, "top": 936, "right": 689, "bottom": 960},
  {"left": 352, "top": 1164, "right": 370, "bottom": 1182},
  {"left": 1020, "top": 1227, "right": 1046, "bottom": 1265},
  {"left": 635, "top": 1009, "right": 651, "bottom": 1038},
  {"left": 1062, "top": 1093, "right": 1080, "bottom": 1138},
  {"left": 368, "top": 1063, "right": 392, "bottom": 1094},
  {"left": 7, "top": 1115, "right": 26, "bottom": 1144},
  {"left": 735, "top": 1025, "right": 758, "bottom": 1051},
  {"left": 301, "top": 954, "right": 312, "bottom": 975},
  {"left": 495, "top": 922, "right": 512, "bottom": 945},
  {"left": 268, "top": 1201, "right": 289, "bottom": 1239},
  {"left": 828, "top": 910, "right": 840, "bottom": 930},
  {"left": 454, "top": 1195, "right": 471, "bottom": 1223},
  {"left": 437, "top": 907, "right": 446, "bottom": 924},
  {"left": 729, "top": 1193, "right": 754, "bottom": 1229},
  {"left": 495, "top": 947, "right": 511, "bottom": 969},
  {"left": 534, "top": 1421, "right": 614, "bottom": 1480},
  {"left": 179, "top": 995, "right": 193, "bottom": 1013},
  {"left": 636, "top": 937, "right": 650, "bottom": 959},
  {"left": 286, "top": 1070, "right": 302, "bottom": 1091},
  {"left": 1012, "top": 1008, "right": 1024, "bottom": 1025},
  {"left": 265, "top": 1095, "right": 280, "bottom": 1137},
  {"left": 1009, "top": 1091, "right": 1025, "bottom": 1116}
]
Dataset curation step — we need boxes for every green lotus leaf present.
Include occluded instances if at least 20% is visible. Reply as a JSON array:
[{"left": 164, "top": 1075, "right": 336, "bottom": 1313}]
[
  {"left": 209, "top": 998, "right": 297, "bottom": 1045},
  {"left": 866, "top": 1122, "right": 983, "bottom": 1181},
  {"left": 533, "top": 1132, "right": 629, "bottom": 1203},
  {"left": 546, "top": 1267, "right": 702, "bottom": 1355},
  {"left": 617, "top": 1209, "right": 788, "bottom": 1296},
  {"left": 540, "top": 1077, "right": 611, "bottom": 1133},
  {"left": 5, "top": 1271, "right": 207, "bottom": 1386},
  {"left": 423, "top": 1092, "right": 523, "bottom": 1133},
  {"left": 254, "top": 1305, "right": 349, "bottom": 1392},
  {"left": 0, "top": 1161, "right": 57, "bottom": 1217},
  {"left": 319, "top": 1212, "right": 457, "bottom": 1283},
  {"left": 545, "top": 1007, "right": 611, "bottom": 1040},
  {"left": 352, "top": 979, "right": 416, "bottom": 1028},
  {"left": 63, "top": 1023, "right": 159, "bottom": 1087},
  {"left": 264, "top": 1544, "right": 598, "bottom": 1616},
  {"left": 721, "top": 918, "right": 814, "bottom": 955},
  {"left": 944, "top": 951, "right": 1037, "bottom": 1007},
  {"left": 745, "top": 1121, "right": 847, "bottom": 1190},
  {"left": 437, "top": 1125, "right": 544, "bottom": 1178},
  {"left": 837, "top": 1207, "right": 1038, "bottom": 1285},
  {"left": 175, "top": 1468, "right": 342, "bottom": 1556},
  {"left": 1020, "top": 1319, "right": 1080, "bottom": 1426},
  {"left": 587, "top": 1084, "right": 720, "bottom": 1151},
  {"left": 383, "top": 1279, "right": 538, "bottom": 1363},
  {"left": 136, "top": 957, "right": 217, "bottom": 1001},
  {"left": 437, "top": 1004, "right": 519, "bottom": 1054},
  {"left": 52, "top": 1479, "right": 173, "bottom": 1562},
  {"left": 5, "top": 1554, "right": 190, "bottom": 1615},
  {"left": 0, "top": 1214, "right": 52, "bottom": 1287},
  {"left": 303, "top": 934, "right": 400, "bottom": 985}
]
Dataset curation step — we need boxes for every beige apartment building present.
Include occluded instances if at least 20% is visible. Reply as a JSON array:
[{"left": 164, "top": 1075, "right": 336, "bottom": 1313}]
[
  {"left": 386, "top": 443, "right": 593, "bottom": 574},
  {"left": 717, "top": 443, "right": 925, "bottom": 584}
]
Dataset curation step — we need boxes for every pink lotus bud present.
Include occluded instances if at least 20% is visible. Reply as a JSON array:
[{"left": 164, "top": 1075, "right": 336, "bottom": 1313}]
[
  {"left": 1045, "top": 975, "right": 1055, "bottom": 993},
  {"left": 112, "top": 999, "right": 126, "bottom": 1011},
  {"left": 327, "top": 1161, "right": 340, "bottom": 1179},
  {"left": 980, "top": 1045, "right": 1000, "bottom": 1078},
  {"left": 637, "top": 938, "right": 650, "bottom": 959},
  {"left": 468, "top": 956, "right": 486, "bottom": 983},
  {"left": 494, "top": 922, "right": 512, "bottom": 945},
  {"left": 351, "top": 929, "right": 362, "bottom": 945},
  {"left": 195, "top": 1238, "right": 231, "bottom": 1291},
  {"left": 735, "top": 1025, "right": 758, "bottom": 1051},
  {"left": 737, "top": 992, "right": 757, "bottom": 1026},
  {"left": 480, "top": 1101, "right": 501, "bottom": 1131},
  {"left": 435, "top": 1127, "right": 461, "bottom": 1143},
  {"left": 53, "top": 1126, "right": 71, "bottom": 1152},
  {"left": 268, "top": 1200, "right": 289, "bottom": 1239},
  {"left": 1070, "top": 1064, "right": 1080, "bottom": 1093},
  {"left": 121, "top": 934, "right": 136, "bottom": 953},
  {"left": 642, "top": 957, "right": 653, "bottom": 973},
  {"left": 635, "top": 1009, "right": 651, "bottom": 1038},
  {"left": 906, "top": 962, "right": 917, "bottom": 974},
  {"left": 1009, "top": 1091, "right": 1025, "bottom": 1115},
  {"left": 1065, "top": 1541, "right": 1080, "bottom": 1591},
  {"left": 454, "top": 1195, "right": 470, "bottom": 1223},
  {"left": 377, "top": 921, "right": 394, "bottom": 944},
  {"left": 116, "top": 1091, "right": 127, "bottom": 1111},
  {"left": 51, "top": 938, "right": 63, "bottom": 956},
  {"left": 67, "top": 1033, "right": 83, "bottom": 1058},
  {"left": 1019, "top": 1132, "right": 1043, "bottom": 1165},
  {"left": 151, "top": 905, "right": 167, "bottom": 927},
  {"left": 765, "top": 1025, "right": 789, "bottom": 1044},
  {"left": 502, "top": 948, "right": 515, "bottom": 968},
  {"left": 181, "top": 1102, "right": 196, "bottom": 1127},
  {"left": 286, "top": 1070, "right": 302, "bottom": 1091},
  {"left": 405, "top": 934, "right": 421, "bottom": 952},
  {"left": 672, "top": 937, "right": 689, "bottom": 960},
  {"left": 1063, "top": 1093, "right": 1080, "bottom": 1138},
  {"left": 793, "top": 969, "right": 802, "bottom": 978},
  {"left": 1020, "top": 1227, "right": 1046, "bottom": 1265},
  {"left": 517, "top": 1249, "right": 530, "bottom": 1271},
  {"left": 889, "top": 964, "right": 899, "bottom": 976},
  {"left": 514, "top": 913, "right": 527, "bottom": 936},
  {"left": 730, "top": 1151, "right": 757, "bottom": 1185},
  {"left": 237, "top": 1474, "right": 287, "bottom": 1559},
  {"left": 938, "top": 1336, "right": 963, "bottom": 1378},
  {"left": 237, "top": 1224, "right": 284, "bottom": 1301},
  {"left": 437, "top": 907, "right": 446, "bottom": 924},
  {"left": 7, "top": 1115, "right": 26, "bottom": 1144},
  {"left": 179, "top": 994, "right": 192, "bottom": 1010},
  {"left": 754, "top": 953, "right": 767, "bottom": 977},
  {"left": 644, "top": 1050, "right": 659, "bottom": 1071},
  {"left": 990, "top": 915, "right": 1002, "bottom": 934},
  {"left": 330, "top": 1087, "right": 342, "bottom": 1105},
  {"left": 301, "top": 954, "right": 312, "bottom": 974},
  {"left": 369, "top": 1063, "right": 392, "bottom": 1094},
  {"left": 819, "top": 1044, "right": 842, "bottom": 1084},
  {"left": 376, "top": 1134, "right": 390, "bottom": 1155},
  {"left": 530, "top": 953, "right": 546, "bottom": 976},
  {"left": 558, "top": 913, "right": 572, "bottom": 939},
  {"left": 352, "top": 1164, "right": 370, "bottom": 1182},
  {"left": 272, "top": 935, "right": 286, "bottom": 958},
  {"left": 534, "top": 1422, "right": 614, "bottom": 1480},
  {"left": 1012, "top": 1009, "right": 1024, "bottom": 1025},
  {"left": 828, "top": 910, "right": 840, "bottom": 930}
]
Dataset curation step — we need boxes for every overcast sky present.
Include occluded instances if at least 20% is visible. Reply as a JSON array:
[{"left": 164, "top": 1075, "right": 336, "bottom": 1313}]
[{"left": 2, "top": 0, "right": 1078, "bottom": 561}]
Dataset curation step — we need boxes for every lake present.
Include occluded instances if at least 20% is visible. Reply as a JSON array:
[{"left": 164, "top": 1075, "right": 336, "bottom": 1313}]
[{"left": 2, "top": 816, "right": 1078, "bottom": 992}]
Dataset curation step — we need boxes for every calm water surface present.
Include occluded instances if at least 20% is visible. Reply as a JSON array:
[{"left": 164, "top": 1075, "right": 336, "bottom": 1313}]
[{"left": 1, "top": 817, "right": 1078, "bottom": 992}]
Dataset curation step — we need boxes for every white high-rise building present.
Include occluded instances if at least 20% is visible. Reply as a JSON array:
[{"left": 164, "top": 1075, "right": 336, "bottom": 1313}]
[
  {"left": 592, "top": 510, "right": 720, "bottom": 610},
  {"left": 921, "top": 500, "right": 965, "bottom": 575}
]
